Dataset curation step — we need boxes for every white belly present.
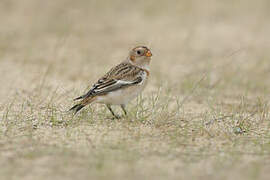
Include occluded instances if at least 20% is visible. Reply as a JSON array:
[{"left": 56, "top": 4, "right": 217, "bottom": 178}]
[{"left": 95, "top": 79, "right": 148, "bottom": 105}]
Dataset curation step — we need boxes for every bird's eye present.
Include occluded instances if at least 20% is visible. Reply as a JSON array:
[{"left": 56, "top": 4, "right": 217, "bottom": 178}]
[{"left": 136, "top": 50, "right": 141, "bottom": 55}]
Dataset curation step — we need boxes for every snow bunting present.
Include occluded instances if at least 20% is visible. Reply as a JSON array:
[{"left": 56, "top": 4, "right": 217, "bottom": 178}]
[{"left": 70, "top": 46, "right": 152, "bottom": 118}]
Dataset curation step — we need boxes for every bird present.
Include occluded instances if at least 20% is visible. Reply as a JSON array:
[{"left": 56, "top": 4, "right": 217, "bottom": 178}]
[{"left": 69, "top": 46, "right": 152, "bottom": 118}]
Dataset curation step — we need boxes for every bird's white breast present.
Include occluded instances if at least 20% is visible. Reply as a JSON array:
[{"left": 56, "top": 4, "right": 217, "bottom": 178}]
[{"left": 96, "top": 72, "right": 148, "bottom": 105}]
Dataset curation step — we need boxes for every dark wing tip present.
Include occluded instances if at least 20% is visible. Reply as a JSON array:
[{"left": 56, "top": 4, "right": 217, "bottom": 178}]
[{"left": 73, "top": 96, "right": 83, "bottom": 101}]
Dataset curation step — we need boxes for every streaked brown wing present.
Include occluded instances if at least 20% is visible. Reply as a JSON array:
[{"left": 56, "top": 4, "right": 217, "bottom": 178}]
[{"left": 73, "top": 63, "right": 144, "bottom": 100}]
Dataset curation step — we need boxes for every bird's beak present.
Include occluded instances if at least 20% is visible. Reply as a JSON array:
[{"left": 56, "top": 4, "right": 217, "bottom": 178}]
[{"left": 145, "top": 50, "right": 152, "bottom": 57}]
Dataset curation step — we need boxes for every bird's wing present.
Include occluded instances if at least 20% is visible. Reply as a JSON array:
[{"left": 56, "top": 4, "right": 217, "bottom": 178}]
[{"left": 74, "top": 63, "right": 146, "bottom": 100}]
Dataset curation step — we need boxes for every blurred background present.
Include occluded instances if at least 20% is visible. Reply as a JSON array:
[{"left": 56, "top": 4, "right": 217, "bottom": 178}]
[{"left": 1, "top": 0, "right": 270, "bottom": 102}]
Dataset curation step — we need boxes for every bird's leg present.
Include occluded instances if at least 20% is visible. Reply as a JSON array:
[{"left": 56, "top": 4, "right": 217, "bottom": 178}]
[
  {"left": 106, "top": 104, "right": 120, "bottom": 119},
  {"left": 121, "top": 104, "right": 127, "bottom": 116}
]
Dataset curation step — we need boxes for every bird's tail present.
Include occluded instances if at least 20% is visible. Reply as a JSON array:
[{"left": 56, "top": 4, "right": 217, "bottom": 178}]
[
  {"left": 69, "top": 97, "right": 96, "bottom": 114},
  {"left": 69, "top": 104, "right": 85, "bottom": 114}
]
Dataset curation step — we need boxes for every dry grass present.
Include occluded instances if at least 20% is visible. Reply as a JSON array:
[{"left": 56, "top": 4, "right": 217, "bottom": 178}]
[{"left": 0, "top": 0, "right": 270, "bottom": 179}]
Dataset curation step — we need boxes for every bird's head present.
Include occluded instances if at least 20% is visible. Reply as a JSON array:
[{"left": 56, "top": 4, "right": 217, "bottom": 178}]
[{"left": 128, "top": 46, "right": 152, "bottom": 68}]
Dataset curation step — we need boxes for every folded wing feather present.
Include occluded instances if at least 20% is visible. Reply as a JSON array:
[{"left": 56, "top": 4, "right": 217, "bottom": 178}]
[{"left": 73, "top": 64, "right": 144, "bottom": 101}]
